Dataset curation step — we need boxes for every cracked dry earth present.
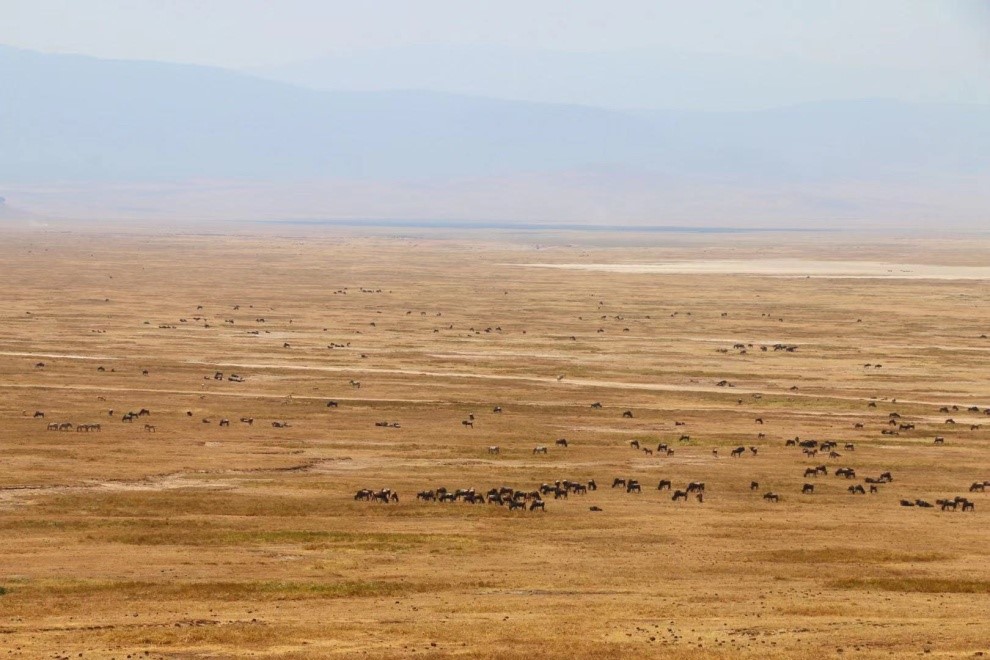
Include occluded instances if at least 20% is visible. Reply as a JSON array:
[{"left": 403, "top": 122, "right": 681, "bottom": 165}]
[{"left": 0, "top": 226, "right": 988, "bottom": 658}]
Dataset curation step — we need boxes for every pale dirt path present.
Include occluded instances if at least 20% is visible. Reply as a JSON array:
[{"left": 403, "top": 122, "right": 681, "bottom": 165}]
[{"left": 1, "top": 371, "right": 987, "bottom": 411}]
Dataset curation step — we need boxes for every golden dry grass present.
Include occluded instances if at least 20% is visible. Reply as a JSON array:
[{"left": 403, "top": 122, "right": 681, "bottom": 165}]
[{"left": 0, "top": 226, "right": 988, "bottom": 658}]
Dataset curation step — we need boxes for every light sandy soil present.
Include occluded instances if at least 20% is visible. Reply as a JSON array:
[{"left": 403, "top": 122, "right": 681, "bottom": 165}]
[
  {"left": 521, "top": 259, "right": 990, "bottom": 279},
  {"left": 0, "top": 227, "right": 988, "bottom": 659}
]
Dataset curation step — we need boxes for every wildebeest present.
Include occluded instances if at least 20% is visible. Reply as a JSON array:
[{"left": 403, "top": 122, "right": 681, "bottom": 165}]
[
  {"left": 686, "top": 481, "right": 705, "bottom": 493},
  {"left": 219, "top": 419, "right": 230, "bottom": 427},
  {"left": 612, "top": 478, "right": 626, "bottom": 488},
  {"left": 630, "top": 440, "right": 640, "bottom": 449},
  {"left": 672, "top": 490, "right": 688, "bottom": 501},
  {"left": 802, "top": 484, "right": 815, "bottom": 494},
  {"left": 626, "top": 480, "right": 642, "bottom": 493},
  {"left": 835, "top": 467, "right": 856, "bottom": 478},
  {"left": 934, "top": 436, "right": 945, "bottom": 445},
  {"left": 590, "top": 402, "right": 602, "bottom": 409},
  {"left": 848, "top": 484, "right": 866, "bottom": 494},
  {"left": 657, "top": 479, "right": 672, "bottom": 491},
  {"left": 530, "top": 500, "right": 546, "bottom": 511},
  {"left": 533, "top": 446, "right": 548, "bottom": 454},
  {"left": 730, "top": 446, "right": 745, "bottom": 457},
  {"left": 555, "top": 438, "right": 568, "bottom": 447},
  {"left": 240, "top": 417, "right": 254, "bottom": 425},
  {"left": 587, "top": 480, "right": 597, "bottom": 491},
  {"left": 143, "top": 424, "right": 156, "bottom": 432},
  {"left": 272, "top": 421, "right": 289, "bottom": 428},
  {"left": 416, "top": 490, "right": 436, "bottom": 501},
  {"left": 462, "top": 420, "right": 473, "bottom": 428},
  {"left": 492, "top": 406, "right": 502, "bottom": 413},
  {"left": 487, "top": 446, "right": 500, "bottom": 455},
  {"left": 354, "top": 489, "right": 373, "bottom": 501},
  {"left": 970, "top": 482, "right": 986, "bottom": 492},
  {"left": 750, "top": 481, "right": 759, "bottom": 491},
  {"left": 326, "top": 401, "right": 338, "bottom": 408},
  {"left": 763, "top": 492, "right": 779, "bottom": 502},
  {"left": 622, "top": 410, "right": 634, "bottom": 418}
]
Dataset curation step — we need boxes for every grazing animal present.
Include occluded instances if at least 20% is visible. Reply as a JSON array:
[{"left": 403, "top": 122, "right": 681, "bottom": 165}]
[
  {"left": 755, "top": 418, "right": 764, "bottom": 425},
  {"left": 532, "top": 446, "right": 548, "bottom": 455},
  {"left": 461, "top": 420, "right": 473, "bottom": 428},
  {"left": 326, "top": 401, "right": 338, "bottom": 408},
  {"left": 143, "top": 424, "right": 156, "bottom": 433},
  {"left": 970, "top": 482, "right": 986, "bottom": 492},
  {"left": 555, "top": 438, "right": 568, "bottom": 447},
  {"left": 630, "top": 440, "right": 640, "bottom": 449},
  {"left": 672, "top": 490, "right": 688, "bottom": 501},
  {"left": 612, "top": 478, "right": 626, "bottom": 488},
  {"left": 587, "top": 480, "right": 597, "bottom": 491},
  {"left": 934, "top": 436, "right": 945, "bottom": 445},
  {"left": 802, "top": 484, "right": 815, "bottom": 494},
  {"left": 240, "top": 417, "right": 254, "bottom": 425},
  {"left": 869, "top": 485, "right": 878, "bottom": 493},
  {"left": 657, "top": 479, "right": 672, "bottom": 491},
  {"left": 492, "top": 406, "right": 502, "bottom": 413},
  {"left": 487, "top": 446, "right": 500, "bottom": 455},
  {"left": 763, "top": 492, "right": 779, "bottom": 502},
  {"left": 622, "top": 410, "right": 634, "bottom": 418},
  {"left": 219, "top": 419, "right": 230, "bottom": 427},
  {"left": 848, "top": 484, "right": 866, "bottom": 494},
  {"left": 589, "top": 506, "right": 603, "bottom": 512},
  {"left": 900, "top": 499, "right": 915, "bottom": 507},
  {"left": 591, "top": 402, "right": 603, "bottom": 409},
  {"left": 508, "top": 500, "right": 526, "bottom": 511},
  {"left": 686, "top": 481, "right": 705, "bottom": 493},
  {"left": 962, "top": 501, "right": 975, "bottom": 512},
  {"left": 626, "top": 480, "right": 642, "bottom": 493},
  {"left": 643, "top": 448, "right": 653, "bottom": 455},
  {"left": 730, "top": 446, "right": 745, "bottom": 457},
  {"left": 750, "top": 481, "right": 759, "bottom": 491}
]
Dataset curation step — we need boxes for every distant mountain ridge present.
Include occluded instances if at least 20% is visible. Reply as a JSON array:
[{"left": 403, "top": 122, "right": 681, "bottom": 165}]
[{"left": 1, "top": 44, "right": 987, "bottom": 185}]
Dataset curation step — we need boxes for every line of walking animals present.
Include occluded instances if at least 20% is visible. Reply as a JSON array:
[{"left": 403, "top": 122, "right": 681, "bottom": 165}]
[{"left": 354, "top": 431, "right": 985, "bottom": 513}]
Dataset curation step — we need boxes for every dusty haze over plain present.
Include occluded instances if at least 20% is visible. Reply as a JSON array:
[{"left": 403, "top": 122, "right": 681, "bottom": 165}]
[{"left": 0, "top": 1, "right": 988, "bottom": 229}]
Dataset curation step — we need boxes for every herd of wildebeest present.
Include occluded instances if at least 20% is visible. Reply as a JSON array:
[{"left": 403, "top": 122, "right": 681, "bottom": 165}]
[
  {"left": 346, "top": 396, "right": 987, "bottom": 514},
  {"left": 20, "top": 303, "right": 989, "bottom": 520},
  {"left": 26, "top": 358, "right": 989, "bottom": 517}
]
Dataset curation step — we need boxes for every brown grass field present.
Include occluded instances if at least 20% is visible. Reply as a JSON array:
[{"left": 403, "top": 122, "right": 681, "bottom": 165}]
[{"left": 0, "top": 226, "right": 988, "bottom": 659}]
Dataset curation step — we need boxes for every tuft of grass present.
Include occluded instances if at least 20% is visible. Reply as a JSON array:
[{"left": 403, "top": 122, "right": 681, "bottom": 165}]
[{"left": 830, "top": 577, "right": 990, "bottom": 593}]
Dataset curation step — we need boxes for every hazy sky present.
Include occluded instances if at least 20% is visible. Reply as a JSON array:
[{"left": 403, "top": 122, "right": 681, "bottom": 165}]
[{"left": 3, "top": 0, "right": 988, "bottom": 71}]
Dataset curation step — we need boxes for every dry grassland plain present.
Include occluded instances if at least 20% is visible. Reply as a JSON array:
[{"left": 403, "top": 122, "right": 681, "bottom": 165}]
[{"left": 0, "top": 226, "right": 988, "bottom": 659}]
